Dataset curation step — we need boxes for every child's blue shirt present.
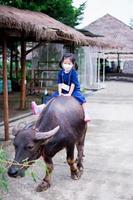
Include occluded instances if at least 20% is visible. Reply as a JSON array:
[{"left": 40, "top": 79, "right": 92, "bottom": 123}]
[
  {"left": 57, "top": 68, "right": 86, "bottom": 104},
  {"left": 57, "top": 68, "right": 80, "bottom": 92}
]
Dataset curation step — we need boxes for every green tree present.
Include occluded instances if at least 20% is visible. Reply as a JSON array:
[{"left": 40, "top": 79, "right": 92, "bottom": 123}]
[{"left": 0, "top": 0, "right": 86, "bottom": 27}]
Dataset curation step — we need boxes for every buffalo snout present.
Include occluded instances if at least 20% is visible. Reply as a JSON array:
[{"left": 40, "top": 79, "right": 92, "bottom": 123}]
[{"left": 8, "top": 165, "right": 25, "bottom": 178}]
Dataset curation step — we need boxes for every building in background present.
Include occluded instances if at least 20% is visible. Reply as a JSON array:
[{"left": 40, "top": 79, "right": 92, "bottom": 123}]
[{"left": 84, "top": 14, "right": 133, "bottom": 77}]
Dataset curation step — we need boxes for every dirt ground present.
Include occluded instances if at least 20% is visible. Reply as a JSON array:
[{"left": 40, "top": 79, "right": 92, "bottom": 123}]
[
  {"left": 0, "top": 92, "right": 42, "bottom": 123},
  {"left": 1, "top": 81, "right": 133, "bottom": 200}
]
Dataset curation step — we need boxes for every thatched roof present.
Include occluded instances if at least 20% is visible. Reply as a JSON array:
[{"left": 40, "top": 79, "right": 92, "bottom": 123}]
[
  {"left": 78, "top": 29, "right": 103, "bottom": 37},
  {"left": 84, "top": 14, "right": 133, "bottom": 52},
  {"left": 0, "top": 5, "right": 109, "bottom": 47},
  {"left": 77, "top": 29, "right": 115, "bottom": 48}
]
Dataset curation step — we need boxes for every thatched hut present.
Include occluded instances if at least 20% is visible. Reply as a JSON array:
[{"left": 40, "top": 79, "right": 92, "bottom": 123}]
[
  {"left": 0, "top": 5, "right": 111, "bottom": 140},
  {"left": 84, "top": 14, "right": 133, "bottom": 73},
  {"left": 0, "top": 5, "right": 106, "bottom": 46},
  {"left": 84, "top": 14, "right": 133, "bottom": 52}
]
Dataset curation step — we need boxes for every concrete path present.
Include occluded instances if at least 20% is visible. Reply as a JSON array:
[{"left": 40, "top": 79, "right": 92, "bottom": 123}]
[{"left": 1, "top": 81, "right": 133, "bottom": 200}]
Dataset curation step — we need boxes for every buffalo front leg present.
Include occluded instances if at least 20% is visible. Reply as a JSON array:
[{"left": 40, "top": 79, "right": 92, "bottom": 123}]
[
  {"left": 36, "top": 157, "right": 53, "bottom": 192},
  {"left": 66, "top": 145, "right": 81, "bottom": 180}
]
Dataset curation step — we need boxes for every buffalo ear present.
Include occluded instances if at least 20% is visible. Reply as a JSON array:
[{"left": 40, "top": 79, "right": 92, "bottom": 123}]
[
  {"left": 12, "top": 122, "right": 27, "bottom": 137},
  {"left": 12, "top": 127, "right": 19, "bottom": 136},
  {"left": 35, "top": 126, "right": 60, "bottom": 141}
]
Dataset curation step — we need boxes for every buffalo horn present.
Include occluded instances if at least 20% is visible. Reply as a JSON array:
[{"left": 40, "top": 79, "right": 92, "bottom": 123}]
[{"left": 35, "top": 126, "right": 60, "bottom": 140}]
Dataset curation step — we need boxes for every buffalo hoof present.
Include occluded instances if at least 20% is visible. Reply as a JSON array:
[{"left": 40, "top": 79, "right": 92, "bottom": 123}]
[
  {"left": 36, "top": 180, "right": 50, "bottom": 192},
  {"left": 78, "top": 166, "right": 84, "bottom": 173},
  {"left": 71, "top": 169, "right": 83, "bottom": 180}
]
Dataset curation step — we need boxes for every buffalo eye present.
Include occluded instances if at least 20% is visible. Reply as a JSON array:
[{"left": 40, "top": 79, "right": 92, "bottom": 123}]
[{"left": 27, "top": 144, "right": 34, "bottom": 150}]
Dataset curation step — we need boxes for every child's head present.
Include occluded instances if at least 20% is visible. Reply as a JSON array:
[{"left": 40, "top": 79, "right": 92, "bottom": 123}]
[{"left": 59, "top": 53, "right": 78, "bottom": 72}]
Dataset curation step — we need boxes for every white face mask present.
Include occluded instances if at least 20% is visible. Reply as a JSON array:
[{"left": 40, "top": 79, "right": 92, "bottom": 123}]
[{"left": 62, "top": 63, "right": 73, "bottom": 73}]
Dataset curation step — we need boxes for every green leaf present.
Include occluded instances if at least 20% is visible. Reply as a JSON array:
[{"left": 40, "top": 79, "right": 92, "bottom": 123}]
[{"left": 31, "top": 171, "right": 37, "bottom": 182}]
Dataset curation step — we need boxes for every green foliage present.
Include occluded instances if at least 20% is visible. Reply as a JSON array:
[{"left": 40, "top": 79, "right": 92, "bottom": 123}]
[
  {"left": 0, "top": 148, "right": 48, "bottom": 200},
  {"left": 0, "top": 0, "right": 86, "bottom": 27},
  {"left": 25, "top": 159, "right": 48, "bottom": 183},
  {"left": 0, "top": 148, "right": 8, "bottom": 195},
  {"left": 0, "top": 146, "right": 50, "bottom": 200}
]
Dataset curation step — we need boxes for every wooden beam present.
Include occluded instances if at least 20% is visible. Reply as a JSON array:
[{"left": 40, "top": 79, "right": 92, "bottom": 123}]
[
  {"left": 2, "top": 38, "right": 9, "bottom": 141},
  {"left": 25, "top": 42, "right": 43, "bottom": 55},
  {"left": 105, "top": 52, "right": 133, "bottom": 55},
  {"left": 20, "top": 40, "right": 26, "bottom": 110}
]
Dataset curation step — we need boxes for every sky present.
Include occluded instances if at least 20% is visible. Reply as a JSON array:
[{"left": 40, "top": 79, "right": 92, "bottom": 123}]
[{"left": 73, "top": 0, "right": 133, "bottom": 28}]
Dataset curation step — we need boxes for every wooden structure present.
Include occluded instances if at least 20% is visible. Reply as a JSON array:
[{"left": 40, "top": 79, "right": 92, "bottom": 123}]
[{"left": 0, "top": 5, "right": 110, "bottom": 140}]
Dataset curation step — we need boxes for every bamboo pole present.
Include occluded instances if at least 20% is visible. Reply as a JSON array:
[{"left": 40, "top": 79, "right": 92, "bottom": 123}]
[
  {"left": 2, "top": 38, "right": 9, "bottom": 141},
  {"left": 20, "top": 40, "right": 26, "bottom": 110}
]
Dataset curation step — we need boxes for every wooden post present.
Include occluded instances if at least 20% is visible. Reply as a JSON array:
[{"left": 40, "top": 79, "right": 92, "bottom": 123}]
[
  {"left": 15, "top": 46, "right": 19, "bottom": 80},
  {"left": 70, "top": 42, "right": 75, "bottom": 53},
  {"left": 117, "top": 52, "right": 120, "bottom": 73},
  {"left": 97, "top": 53, "right": 100, "bottom": 88},
  {"left": 2, "top": 38, "right": 9, "bottom": 141},
  {"left": 10, "top": 45, "right": 13, "bottom": 80},
  {"left": 20, "top": 40, "right": 26, "bottom": 110},
  {"left": 103, "top": 54, "right": 106, "bottom": 82}
]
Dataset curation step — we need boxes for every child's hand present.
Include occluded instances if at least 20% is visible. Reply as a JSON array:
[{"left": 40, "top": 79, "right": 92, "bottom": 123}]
[{"left": 62, "top": 93, "right": 71, "bottom": 96}]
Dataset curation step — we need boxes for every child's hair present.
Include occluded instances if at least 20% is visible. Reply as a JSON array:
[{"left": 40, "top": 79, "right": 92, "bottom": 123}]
[{"left": 59, "top": 53, "right": 78, "bottom": 70}]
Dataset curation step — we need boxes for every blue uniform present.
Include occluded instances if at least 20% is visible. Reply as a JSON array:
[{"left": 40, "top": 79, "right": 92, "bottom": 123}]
[{"left": 44, "top": 68, "right": 86, "bottom": 105}]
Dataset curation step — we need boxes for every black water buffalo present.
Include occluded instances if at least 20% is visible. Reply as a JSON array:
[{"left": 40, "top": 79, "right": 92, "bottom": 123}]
[{"left": 8, "top": 96, "right": 87, "bottom": 192}]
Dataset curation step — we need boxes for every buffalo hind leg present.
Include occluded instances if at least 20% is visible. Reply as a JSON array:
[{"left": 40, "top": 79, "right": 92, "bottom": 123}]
[
  {"left": 66, "top": 145, "right": 81, "bottom": 180},
  {"left": 76, "top": 134, "right": 86, "bottom": 176},
  {"left": 36, "top": 157, "right": 53, "bottom": 192}
]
